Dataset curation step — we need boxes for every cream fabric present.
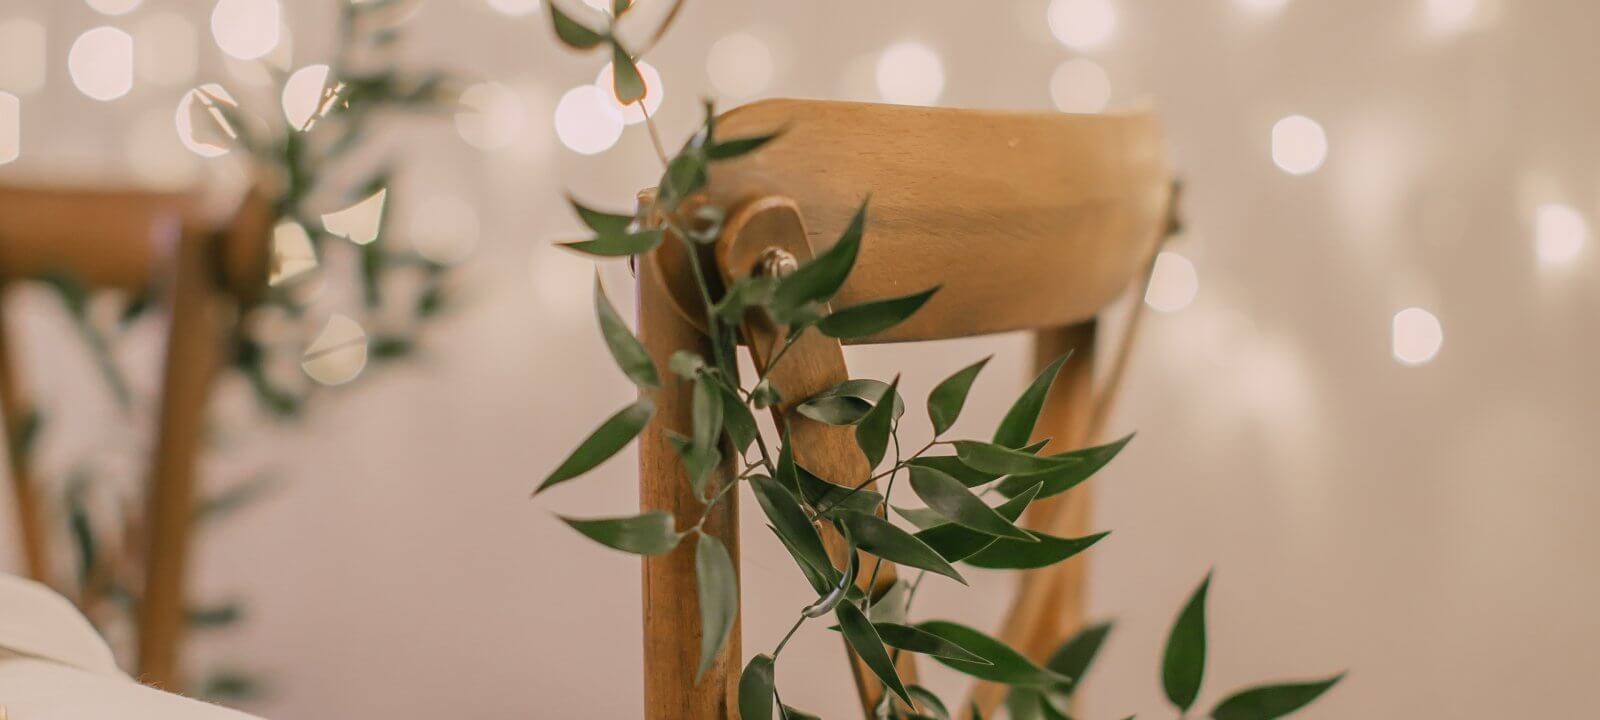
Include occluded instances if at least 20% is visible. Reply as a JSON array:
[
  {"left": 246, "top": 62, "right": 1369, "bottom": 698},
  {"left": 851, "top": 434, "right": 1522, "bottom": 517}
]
[{"left": 0, "top": 574, "right": 263, "bottom": 720}]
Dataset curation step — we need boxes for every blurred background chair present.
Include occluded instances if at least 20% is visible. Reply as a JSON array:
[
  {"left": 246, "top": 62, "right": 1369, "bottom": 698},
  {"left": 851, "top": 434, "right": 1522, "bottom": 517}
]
[
  {"left": 638, "top": 99, "right": 1173, "bottom": 717},
  {"left": 0, "top": 182, "right": 272, "bottom": 690}
]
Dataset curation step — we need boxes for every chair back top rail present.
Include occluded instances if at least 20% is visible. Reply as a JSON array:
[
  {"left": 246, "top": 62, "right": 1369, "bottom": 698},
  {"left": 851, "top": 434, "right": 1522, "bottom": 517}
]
[{"left": 707, "top": 99, "right": 1172, "bottom": 342}]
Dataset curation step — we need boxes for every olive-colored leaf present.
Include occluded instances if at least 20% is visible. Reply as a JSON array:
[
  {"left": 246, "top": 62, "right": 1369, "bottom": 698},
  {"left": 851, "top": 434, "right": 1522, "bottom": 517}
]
[
  {"left": 854, "top": 374, "right": 900, "bottom": 469},
  {"left": 906, "top": 454, "right": 1000, "bottom": 489},
  {"left": 971, "top": 703, "right": 985, "bottom": 720},
  {"left": 610, "top": 41, "right": 646, "bottom": 104},
  {"left": 569, "top": 197, "right": 633, "bottom": 235},
  {"left": 535, "top": 398, "right": 654, "bottom": 494},
  {"left": 927, "top": 356, "right": 990, "bottom": 436},
  {"left": 669, "top": 432, "right": 722, "bottom": 501},
  {"left": 717, "top": 382, "right": 758, "bottom": 455},
  {"left": 914, "top": 621, "right": 1070, "bottom": 687},
  {"left": 690, "top": 378, "right": 723, "bottom": 493},
  {"left": 836, "top": 509, "right": 965, "bottom": 584},
  {"left": 750, "top": 473, "right": 832, "bottom": 588},
  {"left": 549, "top": 2, "right": 606, "bottom": 49},
  {"left": 892, "top": 503, "right": 949, "bottom": 530},
  {"left": 594, "top": 275, "right": 659, "bottom": 388},
  {"left": 751, "top": 378, "right": 781, "bottom": 408},
  {"left": 714, "top": 276, "right": 776, "bottom": 322},
  {"left": 559, "top": 229, "right": 662, "bottom": 257},
  {"left": 559, "top": 511, "right": 682, "bottom": 555},
  {"left": 1163, "top": 571, "right": 1212, "bottom": 712},
  {"left": 738, "top": 654, "right": 776, "bottom": 720},
  {"left": 874, "top": 622, "right": 991, "bottom": 664},
  {"left": 995, "top": 433, "right": 1134, "bottom": 500},
  {"left": 708, "top": 132, "right": 780, "bottom": 160},
  {"left": 993, "top": 351, "right": 1071, "bottom": 448},
  {"left": 908, "top": 464, "right": 1035, "bottom": 541},
  {"left": 781, "top": 705, "right": 822, "bottom": 720},
  {"left": 867, "top": 579, "right": 908, "bottom": 625},
  {"left": 954, "top": 441, "right": 1077, "bottom": 477},
  {"left": 1005, "top": 688, "right": 1046, "bottom": 720},
  {"left": 612, "top": 0, "right": 633, "bottom": 16},
  {"left": 795, "top": 379, "right": 905, "bottom": 425},
  {"left": 802, "top": 540, "right": 857, "bottom": 618},
  {"left": 963, "top": 530, "right": 1108, "bottom": 570},
  {"left": 817, "top": 286, "right": 939, "bottom": 339},
  {"left": 1047, "top": 622, "right": 1113, "bottom": 690},
  {"left": 695, "top": 534, "right": 738, "bottom": 680},
  {"left": 771, "top": 198, "right": 867, "bottom": 314},
  {"left": 836, "top": 601, "right": 913, "bottom": 705},
  {"left": 768, "top": 524, "right": 836, "bottom": 595},
  {"left": 186, "top": 602, "right": 244, "bottom": 630},
  {"left": 796, "top": 464, "right": 882, "bottom": 517},
  {"left": 916, "top": 483, "right": 1042, "bottom": 562},
  {"left": 908, "top": 685, "right": 951, "bottom": 720},
  {"left": 1209, "top": 673, "right": 1345, "bottom": 720},
  {"left": 662, "top": 149, "right": 707, "bottom": 201}
]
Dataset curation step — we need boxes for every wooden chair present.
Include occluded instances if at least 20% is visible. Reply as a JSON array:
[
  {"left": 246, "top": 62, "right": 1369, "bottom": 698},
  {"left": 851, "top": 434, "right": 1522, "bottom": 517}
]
[
  {"left": 0, "top": 183, "right": 273, "bottom": 690},
  {"left": 636, "top": 99, "right": 1174, "bottom": 718}
]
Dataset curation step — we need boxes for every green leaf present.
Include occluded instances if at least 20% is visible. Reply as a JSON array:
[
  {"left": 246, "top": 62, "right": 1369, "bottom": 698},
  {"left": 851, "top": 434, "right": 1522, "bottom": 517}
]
[
  {"left": 560, "top": 229, "right": 662, "bottom": 257},
  {"left": 907, "top": 454, "right": 1001, "bottom": 489},
  {"left": 874, "top": 622, "right": 991, "bottom": 664},
  {"left": 738, "top": 654, "right": 776, "bottom": 720},
  {"left": 1047, "top": 622, "right": 1113, "bottom": 690},
  {"left": 916, "top": 483, "right": 1042, "bottom": 562},
  {"left": 750, "top": 473, "right": 832, "bottom": 589},
  {"left": 752, "top": 378, "right": 781, "bottom": 408},
  {"left": 836, "top": 600, "right": 913, "bottom": 706},
  {"left": 194, "top": 474, "right": 277, "bottom": 525},
  {"left": 796, "top": 464, "right": 882, "bottom": 517},
  {"left": 186, "top": 601, "right": 244, "bottom": 629},
  {"left": 707, "top": 132, "right": 780, "bottom": 160},
  {"left": 854, "top": 375, "right": 899, "bottom": 468},
  {"left": 892, "top": 504, "right": 950, "bottom": 530},
  {"left": 995, "top": 434, "right": 1134, "bottom": 500},
  {"left": 535, "top": 398, "right": 654, "bottom": 494},
  {"left": 768, "top": 524, "right": 836, "bottom": 595},
  {"left": 668, "top": 350, "right": 705, "bottom": 378},
  {"left": 867, "top": 579, "right": 908, "bottom": 625},
  {"left": 611, "top": 0, "right": 633, "bottom": 16},
  {"left": 1210, "top": 674, "right": 1345, "bottom": 720},
  {"left": 781, "top": 705, "right": 822, "bottom": 720},
  {"left": 817, "top": 286, "right": 939, "bottom": 339},
  {"left": 695, "top": 534, "right": 738, "bottom": 680},
  {"left": 691, "top": 377, "right": 723, "bottom": 450},
  {"left": 908, "top": 464, "right": 1034, "bottom": 541},
  {"left": 1005, "top": 688, "right": 1046, "bottom": 720},
  {"left": 927, "top": 357, "right": 990, "bottom": 436},
  {"left": 714, "top": 276, "right": 775, "bottom": 322},
  {"left": 836, "top": 509, "right": 965, "bottom": 585},
  {"left": 559, "top": 511, "right": 682, "bottom": 555},
  {"left": 663, "top": 148, "right": 707, "bottom": 200},
  {"left": 569, "top": 197, "right": 633, "bottom": 235},
  {"left": 1163, "top": 571, "right": 1212, "bottom": 712},
  {"left": 594, "top": 275, "right": 659, "bottom": 388},
  {"left": 914, "top": 621, "right": 1069, "bottom": 687},
  {"left": 971, "top": 703, "right": 985, "bottom": 720},
  {"left": 549, "top": 2, "right": 606, "bottom": 49},
  {"left": 963, "top": 530, "right": 1108, "bottom": 570},
  {"left": 795, "top": 379, "right": 905, "bottom": 425},
  {"left": 994, "top": 351, "right": 1071, "bottom": 449},
  {"left": 908, "top": 685, "right": 951, "bottom": 720},
  {"left": 610, "top": 41, "right": 646, "bottom": 104},
  {"left": 770, "top": 198, "right": 867, "bottom": 315},
  {"left": 954, "top": 441, "right": 1077, "bottom": 477},
  {"left": 717, "top": 381, "right": 758, "bottom": 455}
]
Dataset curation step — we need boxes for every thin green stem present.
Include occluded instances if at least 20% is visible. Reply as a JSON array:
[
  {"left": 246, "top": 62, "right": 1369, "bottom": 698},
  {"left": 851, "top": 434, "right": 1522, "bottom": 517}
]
[
  {"left": 861, "top": 429, "right": 903, "bottom": 615},
  {"left": 811, "top": 437, "right": 939, "bottom": 518},
  {"left": 772, "top": 614, "right": 808, "bottom": 658}
]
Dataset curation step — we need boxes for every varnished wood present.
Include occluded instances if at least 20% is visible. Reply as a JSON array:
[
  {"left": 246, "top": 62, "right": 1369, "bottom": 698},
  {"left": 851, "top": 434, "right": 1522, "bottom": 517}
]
[
  {"left": 709, "top": 100, "right": 1170, "bottom": 343},
  {"left": 0, "top": 186, "right": 195, "bottom": 291},
  {"left": 638, "top": 250, "right": 742, "bottom": 719}
]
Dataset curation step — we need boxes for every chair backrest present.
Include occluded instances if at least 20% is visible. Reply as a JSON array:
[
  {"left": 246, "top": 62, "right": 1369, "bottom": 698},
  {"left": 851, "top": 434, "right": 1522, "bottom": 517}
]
[{"left": 707, "top": 99, "right": 1172, "bottom": 342}]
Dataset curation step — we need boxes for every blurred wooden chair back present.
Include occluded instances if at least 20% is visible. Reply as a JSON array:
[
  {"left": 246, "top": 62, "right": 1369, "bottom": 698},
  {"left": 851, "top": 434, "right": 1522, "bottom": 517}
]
[
  {"left": 0, "top": 183, "right": 272, "bottom": 690},
  {"left": 637, "top": 100, "right": 1174, "bottom": 718}
]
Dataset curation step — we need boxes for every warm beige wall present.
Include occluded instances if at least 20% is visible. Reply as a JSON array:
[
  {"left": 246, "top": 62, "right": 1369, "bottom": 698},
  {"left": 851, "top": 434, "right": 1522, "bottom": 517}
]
[{"left": 2, "top": 0, "right": 1598, "bottom": 718}]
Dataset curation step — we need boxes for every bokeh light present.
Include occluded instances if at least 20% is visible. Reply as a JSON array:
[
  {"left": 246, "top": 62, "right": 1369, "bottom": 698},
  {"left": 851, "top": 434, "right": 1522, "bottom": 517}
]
[
  {"left": 594, "top": 59, "right": 664, "bottom": 125},
  {"left": 0, "top": 92, "right": 18, "bottom": 165},
  {"left": 1145, "top": 251, "right": 1199, "bottom": 312},
  {"left": 302, "top": 314, "right": 368, "bottom": 386},
  {"left": 1050, "top": 58, "right": 1110, "bottom": 113},
  {"left": 410, "top": 196, "right": 480, "bottom": 265},
  {"left": 211, "top": 0, "right": 282, "bottom": 61},
  {"left": 68, "top": 26, "right": 134, "bottom": 102},
  {"left": 485, "top": 0, "right": 541, "bottom": 16},
  {"left": 1048, "top": 0, "right": 1117, "bottom": 51},
  {"left": 322, "top": 189, "right": 388, "bottom": 246},
  {"left": 1392, "top": 307, "right": 1443, "bottom": 366},
  {"left": 1534, "top": 203, "right": 1587, "bottom": 266},
  {"left": 174, "top": 84, "right": 238, "bottom": 157},
  {"left": 1272, "top": 114, "right": 1328, "bottom": 175},
  {"left": 0, "top": 19, "right": 48, "bottom": 94},
  {"left": 134, "top": 13, "right": 198, "bottom": 87},
  {"left": 86, "top": 0, "right": 143, "bottom": 15},
  {"left": 1425, "top": 0, "right": 1478, "bottom": 35},
  {"left": 456, "top": 82, "right": 525, "bottom": 150},
  {"left": 707, "top": 32, "right": 773, "bottom": 100},
  {"left": 270, "top": 221, "right": 319, "bottom": 286},
  {"left": 282, "top": 64, "right": 332, "bottom": 130},
  {"left": 554, "top": 84, "right": 624, "bottom": 155},
  {"left": 875, "top": 42, "right": 944, "bottom": 106}
]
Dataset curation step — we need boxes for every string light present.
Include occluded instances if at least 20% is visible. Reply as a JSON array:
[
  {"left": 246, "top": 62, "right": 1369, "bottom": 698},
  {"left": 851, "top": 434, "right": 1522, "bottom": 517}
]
[
  {"left": 554, "top": 84, "right": 623, "bottom": 155},
  {"left": 0, "top": 19, "right": 47, "bottom": 94},
  {"left": 174, "top": 84, "right": 238, "bottom": 157},
  {"left": 302, "top": 314, "right": 368, "bottom": 386},
  {"left": 1424, "top": 0, "right": 1478, "bottom": 35},
  {"left": 1050, "top": 58, "right": 1111, "bottom": 113},
  {"left": 0, "top": 92, "right": 17, "bottom": 165},
  {"left": 1534, "top": 203, "right": 1587, "bottom": 266},
  {"left": 1392, "top": 307, "right": 1443, "bottom": 366},
  {"left": 282, "top": 64, "right": 332, "bottom": 130},
  {"left": 68, "top": 26, "right": 134, "bottom": 102},
  {"left": 875, "top": 42, "right": 944, "bottom": 106},
  {"left": 322, "top": 189, "right": 388, "bottom": 246},
  {"left": 1145, "top": 251, "right": 1199, "bottom": 312},
  {"left": 1272, "top": 114, "right": 1328, "bottom": 175},
  {"left": 86, "top": 0, "right": 143, "bottom": 15},
  {"left": 707, "top": 32, "right": 773, "bottom": 100},
  {"left": 211, "top": 0, "right": 282, "bottom": 61},
  {"left": 270, "top": 221, "right": 319, "bottom": 286},
  {"left": 1048, "top": 0, "right": 1117, "bottom": 51}
]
